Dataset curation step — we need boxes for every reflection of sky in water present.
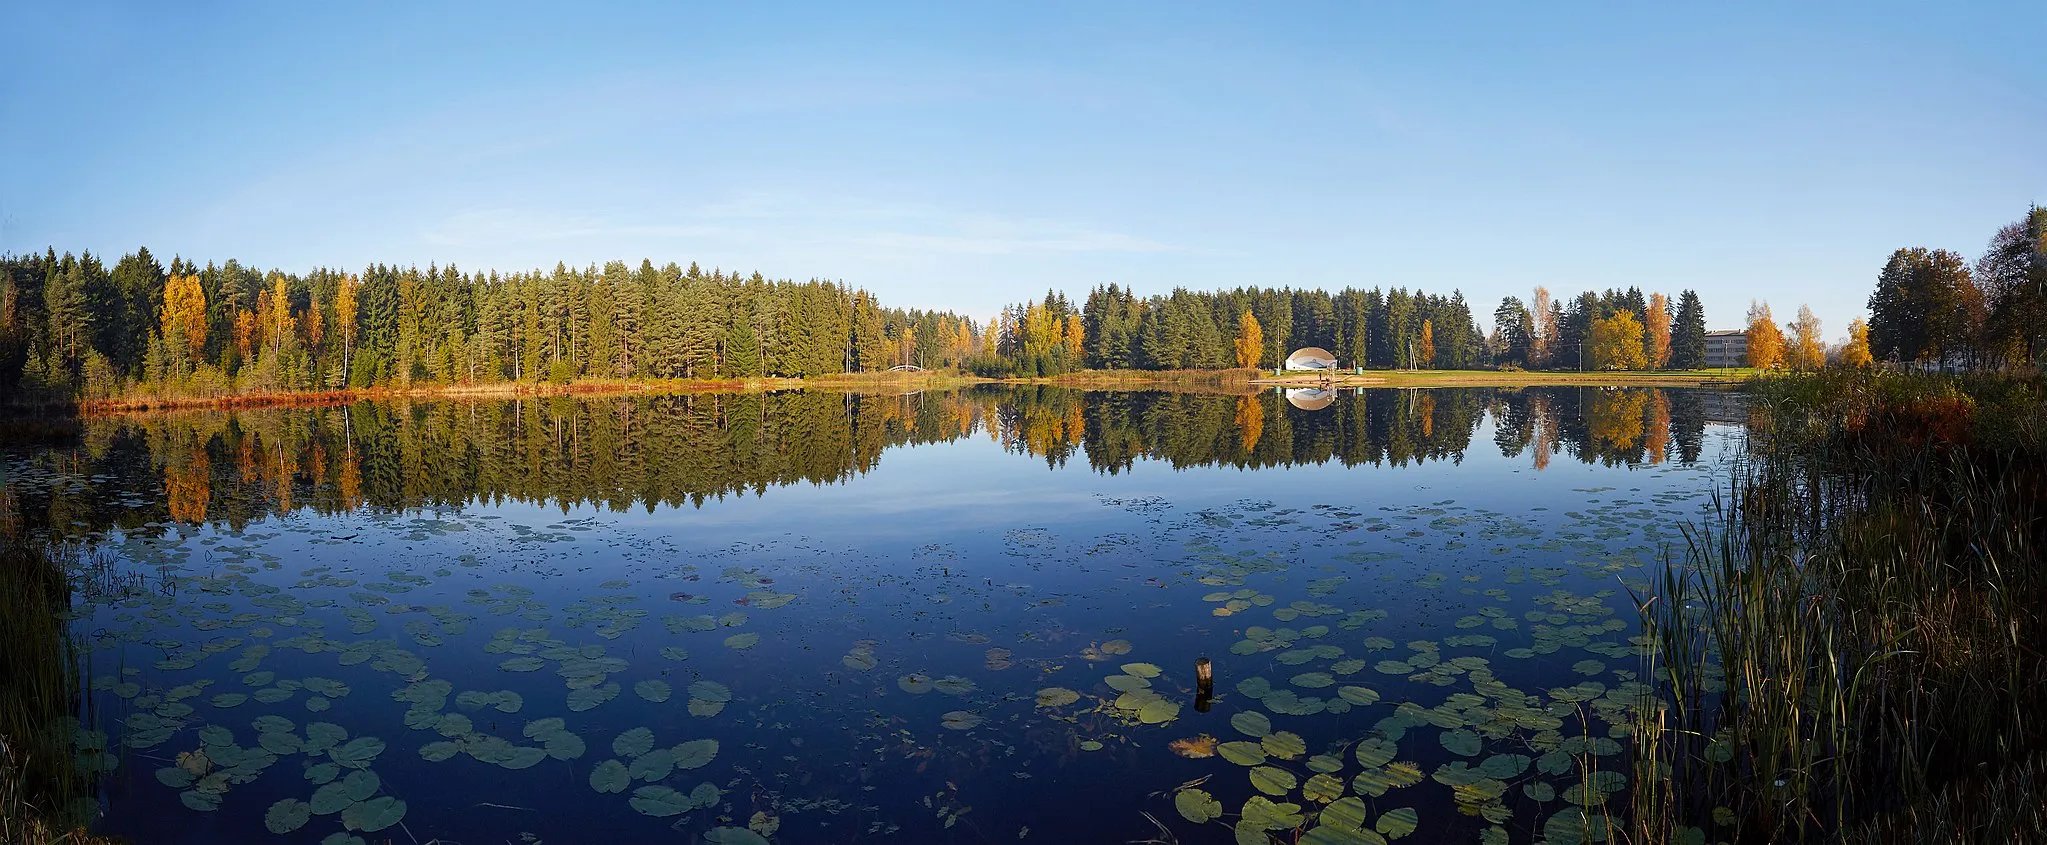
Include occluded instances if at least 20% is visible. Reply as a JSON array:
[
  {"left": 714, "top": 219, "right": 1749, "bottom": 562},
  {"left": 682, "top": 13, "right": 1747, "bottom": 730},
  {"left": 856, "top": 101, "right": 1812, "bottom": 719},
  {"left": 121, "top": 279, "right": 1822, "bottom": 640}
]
[{"left": 54, "top": 392, "right": 1742, "bottom": 844}]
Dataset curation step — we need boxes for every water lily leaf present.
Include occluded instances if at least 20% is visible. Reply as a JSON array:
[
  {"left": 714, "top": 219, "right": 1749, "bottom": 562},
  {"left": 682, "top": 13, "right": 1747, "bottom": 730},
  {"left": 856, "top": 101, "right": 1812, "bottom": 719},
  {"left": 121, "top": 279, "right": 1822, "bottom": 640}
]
[
  {"left": 1440, "top": 729, "right": 1482, "bottom": 757},
  {"left": 1292, "top": 672, "right": 1335, "bottom": 689},
  {"left": 329, "top": 737, "right": 385, "bottom": 769},
  {"left": 1104, "top": 674, "right": 1149, "bottom": 693},
  {"left": 1219, "top": 741, "right": 1267, "bottom": 766},
  {"left": 1098, "top": 639, "right": 1133, "bottom": 656},
  {"left": 1241, "top": 796, "right": 1306, "bottom": 830},
  {"left": 1375, "top": 807, "right": 1418, "bottom": 839},
  {"left": 630, "top": 785, "right": 693, "bottom": 817},
  {"left": 1321, "top": 796, "right": 1370, "bottom": 829},
  {"left": 1479, "top": 754, "right": 1532, "bottom": 779},
  {"left": 213, "top": 693, "right": 248, "bottom": 709},
  {"left": 341, "top": 769, "right": 380, "bottom": 802},
  {"left": 1303, "top": 773, "right": 1345, "bottom": 803},
  {"left": 936, "top": 675, "right": 980, "bottom": 695},
  {"left": 1175, "top": 788, "right": 1223, "bottom": 823},
  {"left": 1524, "top": 781, "right": 1556, "bottom": 802},
  {"left": 687, "top": 681, "right": 731, "bottom": 703},
  {"left": 1120, "top": 662, "right": 1162, "bottom": 679},
  {"left": 568, "top": 682, "right": 619, "bottom": 712},
  {"left": 1251, "top": 766, "right": 1299, "bottom": 796},
  {"left": 419, "top": 741, "right": 460, "bottom": 762},
  {"left": 1231, "top": 711, "right": 1272, "bottom": 738},
  {"left": 310, "top": 781, "right": 353, "bottom": 815},
  {"left": 500, "top": 746, "right": 547, "bottom": 769},
  {"left": 1302, "top": 826, "right": 1385, "bottom": 845},
  {"left": 630, "top": 749, "right": 674, "bottom": 781},
  {"left": 1337, "top": 686, "right": 1380, "bottom": 706},
  {"left": 673, "top": 739, "right": 718, "bottom": 769},
  {"left": 940, "top": 711, "right": 983, "bottom": 730},
  {"left": 703, "top": 828, "right": 770, "bottom": 845},
  {"left": 589, "top": 759, "right": 630, "bottom": 793},
  {"left": 499, "top": 657, "right": 545, "bottom": 672},
  {"left": 1262, "top": 731, "right": 1306, "bottom": 759},
  {"left": 155, "top": 767, "right": 195, "bottom": 788},
  {"left": 1139, "top": 699, "right": 1181, "bottom": 724},
  {"left": 634, "top": 680, "right": 672, "bottom": 703},
  {"left": 305, "top": 762, "right": 340, "bottom": 785},
  {"left": 1355, "top": 737, "right": 1397, "bottom": 768},
  {"left": 522, "top": 717, "right": 565, "bottom": 740},
  {"left": 340, "top": 796, "right": 406, "bottom": 833},
  {"left": 305, "top": 722, "right": 348, "bottom": 753},
  {"left": 252, "top": 715, "right": 295, "bottom": 734},
  {"left": 1353, "top": 762, "right": 1424, "bottom": 797},
  {"left": 259, "top": 732, "right": 303, "bottom": 755},
  {"left": 897, "top": 674, "right": 934, "bottom": 694},
  {"left": 1035, "top": 687, "right": 1080, "bottom": 707},
  {"left": 723, "top": 633, "right": 759, "bottom": 650},
  {"left": 614, "top": 727, "right": 656, "bottom": 758}
]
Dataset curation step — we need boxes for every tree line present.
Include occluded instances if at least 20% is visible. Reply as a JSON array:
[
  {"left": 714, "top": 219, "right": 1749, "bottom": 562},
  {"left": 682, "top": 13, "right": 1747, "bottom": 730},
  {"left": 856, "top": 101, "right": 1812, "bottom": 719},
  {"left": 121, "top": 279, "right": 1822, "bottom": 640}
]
[
  {"left": 0, "top": 251, "right": 987, "bottom": 400},
  {"left": 984, "top": 283, "right": 1727, "bottom": 376},
  {"left": 1862, "top": 206, "right": 2046, "bottom": 370}
]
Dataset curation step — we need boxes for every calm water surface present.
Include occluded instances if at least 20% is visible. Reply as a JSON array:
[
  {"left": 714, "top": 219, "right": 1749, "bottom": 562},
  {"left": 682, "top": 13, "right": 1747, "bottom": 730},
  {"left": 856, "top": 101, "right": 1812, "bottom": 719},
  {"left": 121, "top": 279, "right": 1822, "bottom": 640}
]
[{"left": 4, "top": 386, "right": 1741, "bottom": 844}]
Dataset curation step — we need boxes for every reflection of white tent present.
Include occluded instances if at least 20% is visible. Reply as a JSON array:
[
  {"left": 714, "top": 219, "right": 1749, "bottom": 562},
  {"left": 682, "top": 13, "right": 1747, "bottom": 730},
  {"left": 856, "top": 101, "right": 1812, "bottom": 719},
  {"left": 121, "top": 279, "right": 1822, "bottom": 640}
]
[
  {"left": 1283, "top": 347, "right": 1337, "bottom": 370},
  {"left": 1285, "top": 388, "right": 1335, "bottom": 411}
]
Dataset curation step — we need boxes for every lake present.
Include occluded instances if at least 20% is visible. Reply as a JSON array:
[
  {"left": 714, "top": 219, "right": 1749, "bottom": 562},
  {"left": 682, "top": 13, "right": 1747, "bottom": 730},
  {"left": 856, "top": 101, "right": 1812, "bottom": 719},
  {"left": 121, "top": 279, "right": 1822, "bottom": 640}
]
[{"left": 2, "top": 385, "right": 1742, "bottom": 844}]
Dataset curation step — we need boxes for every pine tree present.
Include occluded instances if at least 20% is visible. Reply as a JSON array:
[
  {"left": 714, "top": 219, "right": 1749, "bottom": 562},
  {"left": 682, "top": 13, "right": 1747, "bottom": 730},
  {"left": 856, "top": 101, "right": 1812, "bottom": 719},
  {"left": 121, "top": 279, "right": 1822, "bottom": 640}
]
[{"left": 1669, "top": 290, "right": 1706, "bottom": 369}]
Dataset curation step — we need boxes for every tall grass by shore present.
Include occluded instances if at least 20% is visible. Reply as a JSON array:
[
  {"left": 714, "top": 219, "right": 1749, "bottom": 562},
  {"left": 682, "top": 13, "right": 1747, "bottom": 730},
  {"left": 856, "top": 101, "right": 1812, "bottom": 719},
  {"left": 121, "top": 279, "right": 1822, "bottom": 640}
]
[
  {"left": 0, "top": 492, "right": 115, "bottom": 845},
  {"left": 1633, "top": 370, "right": 2046, "bottom": 843}
]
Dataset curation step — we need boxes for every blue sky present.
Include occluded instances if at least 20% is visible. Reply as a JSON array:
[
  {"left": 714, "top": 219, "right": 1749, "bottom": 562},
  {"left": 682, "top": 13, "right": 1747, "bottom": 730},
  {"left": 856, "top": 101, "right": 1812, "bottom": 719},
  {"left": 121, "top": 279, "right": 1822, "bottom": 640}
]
[{"left": 3, "top": 2, "right": 2040, "bottom": 336}]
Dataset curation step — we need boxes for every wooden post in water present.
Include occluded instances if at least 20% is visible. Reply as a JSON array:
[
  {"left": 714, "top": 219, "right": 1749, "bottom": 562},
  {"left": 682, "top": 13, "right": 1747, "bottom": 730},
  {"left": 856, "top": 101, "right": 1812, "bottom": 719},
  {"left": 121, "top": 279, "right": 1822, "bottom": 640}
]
[{"left": 1194, "top": 657, "right": 1214, "bottom": 713}]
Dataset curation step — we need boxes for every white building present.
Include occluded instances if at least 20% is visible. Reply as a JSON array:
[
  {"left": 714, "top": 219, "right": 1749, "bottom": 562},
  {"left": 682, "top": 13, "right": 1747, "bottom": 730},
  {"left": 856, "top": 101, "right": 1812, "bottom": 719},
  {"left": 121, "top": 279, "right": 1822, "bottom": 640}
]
[{"left": 1703, "top": 331, "right": 1748, "bottom": 368}]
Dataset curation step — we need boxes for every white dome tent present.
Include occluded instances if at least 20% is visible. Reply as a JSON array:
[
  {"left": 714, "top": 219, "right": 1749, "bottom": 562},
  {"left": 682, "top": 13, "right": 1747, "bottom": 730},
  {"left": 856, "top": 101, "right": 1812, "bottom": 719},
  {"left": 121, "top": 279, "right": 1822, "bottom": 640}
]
[{"left": 1282, "top": 347, "right": 1338, "bottom": 370}]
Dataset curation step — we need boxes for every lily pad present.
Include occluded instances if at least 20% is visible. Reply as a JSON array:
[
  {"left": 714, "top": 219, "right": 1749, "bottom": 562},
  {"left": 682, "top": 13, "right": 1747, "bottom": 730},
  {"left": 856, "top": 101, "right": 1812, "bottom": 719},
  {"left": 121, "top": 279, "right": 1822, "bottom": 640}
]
[
  {"left": 673, "top": 738, "right": 718, "bottom": 769},
  {"left": 1231, "top": 711, "right": 1273, "bottom": 738},
  {"left": 634, "top": 680, "right": 672, "bottom": 703},
  {"left": 590, "top": 759, "right": 630, "bottom": 793},
  {"left": 1376, "top": 807, "right": 1419, "bottom": 839},
  {"left": 614, "top": 727, "right": 656, "bottom": 758},
  {"left": 340, "top": 796, "right": 406, "bottom": 833},
  {"left": 1175, "top": 788, "right": 1223, "bottom": 823},
  {"left": 1251, "top": 766, "right": 1299, "bottom": 796},
  {"left": 630, "top": 785, "right": 694, "bottom": 817},
  {"left": 1035, "top": 687, "right": 1080, "bottom": 707},
  {"left": 940, "top": 710, "right": 983, "bottom": 730}
]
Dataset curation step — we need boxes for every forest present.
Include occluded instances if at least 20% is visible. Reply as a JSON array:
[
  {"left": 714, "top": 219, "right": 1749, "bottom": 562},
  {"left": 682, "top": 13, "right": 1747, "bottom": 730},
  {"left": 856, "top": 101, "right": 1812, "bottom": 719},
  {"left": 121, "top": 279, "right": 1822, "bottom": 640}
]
[{"left": 1, "top": 203, "right": 2036, "bottom": 402}]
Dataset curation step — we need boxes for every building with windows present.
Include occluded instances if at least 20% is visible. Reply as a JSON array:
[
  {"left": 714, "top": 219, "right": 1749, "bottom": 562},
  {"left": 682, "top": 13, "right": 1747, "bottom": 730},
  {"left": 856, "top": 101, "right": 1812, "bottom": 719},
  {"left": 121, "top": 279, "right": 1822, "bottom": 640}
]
[{"left": 1703, "top": 330, "right": 1748, "bottom": 368}]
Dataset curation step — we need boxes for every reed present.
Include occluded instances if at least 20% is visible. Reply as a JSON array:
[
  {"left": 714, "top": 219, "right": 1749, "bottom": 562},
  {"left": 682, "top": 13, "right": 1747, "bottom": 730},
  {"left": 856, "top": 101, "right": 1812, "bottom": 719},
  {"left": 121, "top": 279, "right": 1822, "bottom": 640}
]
[
  {"left": 1631, "top": 369, "right": 2047, "bottom": 842},
  {"left": 0, "top": 528, "right": 111, "bottom": 843}
]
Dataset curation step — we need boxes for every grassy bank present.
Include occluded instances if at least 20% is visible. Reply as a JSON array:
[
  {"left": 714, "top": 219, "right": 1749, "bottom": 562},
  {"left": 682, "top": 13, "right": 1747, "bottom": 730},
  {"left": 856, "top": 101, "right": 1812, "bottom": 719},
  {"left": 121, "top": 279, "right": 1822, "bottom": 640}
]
[{"left": 1633, "top": 369, "right": 2046, "bottom": 842}]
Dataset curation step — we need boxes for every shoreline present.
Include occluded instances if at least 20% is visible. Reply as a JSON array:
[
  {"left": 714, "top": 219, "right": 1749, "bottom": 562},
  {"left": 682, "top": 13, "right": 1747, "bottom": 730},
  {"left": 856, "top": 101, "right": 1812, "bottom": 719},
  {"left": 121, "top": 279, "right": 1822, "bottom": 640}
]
[{"left": 9, "top": 368, "right": 1753, "bottom": 418}]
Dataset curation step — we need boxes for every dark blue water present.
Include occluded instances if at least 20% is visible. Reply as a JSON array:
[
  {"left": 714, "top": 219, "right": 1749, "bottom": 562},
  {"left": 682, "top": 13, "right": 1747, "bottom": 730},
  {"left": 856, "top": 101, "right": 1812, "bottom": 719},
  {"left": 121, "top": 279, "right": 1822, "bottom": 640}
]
[{"left": 7, "top": 386, "right": 1740, "bottom": 844}]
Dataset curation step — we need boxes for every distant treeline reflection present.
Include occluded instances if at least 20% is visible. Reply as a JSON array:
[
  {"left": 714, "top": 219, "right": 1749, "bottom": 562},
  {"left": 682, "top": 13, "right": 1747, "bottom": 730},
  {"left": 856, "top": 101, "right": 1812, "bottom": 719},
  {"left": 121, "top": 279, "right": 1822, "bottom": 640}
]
[{"left": 14, "top": 387, "right": 1724, "bottom": 532}]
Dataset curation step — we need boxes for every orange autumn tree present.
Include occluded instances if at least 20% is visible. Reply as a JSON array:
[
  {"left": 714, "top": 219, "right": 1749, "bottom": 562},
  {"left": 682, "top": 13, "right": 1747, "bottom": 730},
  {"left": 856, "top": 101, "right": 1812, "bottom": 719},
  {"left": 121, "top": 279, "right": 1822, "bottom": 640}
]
[
  {"left": 1839, "top": 317, "right": 1874, "bottom": 367},
  {"left": 1417, "top": 319, "right": 1435, "bottom": 368},
  {"left": 160, "top": 273, "right": 209, "bottom": 367},
  {"left": 1234, "top": 311, "right": 1264, "bottom": 368},
  {"left": 1646, "top": 292, "right": 1672, "bottom": 368},
  {"left": 334, "top": 273, "right": 359, "bottom": 377},
  {"left": 1745, "top": 300, "right": 1785, "bottom": 368}
]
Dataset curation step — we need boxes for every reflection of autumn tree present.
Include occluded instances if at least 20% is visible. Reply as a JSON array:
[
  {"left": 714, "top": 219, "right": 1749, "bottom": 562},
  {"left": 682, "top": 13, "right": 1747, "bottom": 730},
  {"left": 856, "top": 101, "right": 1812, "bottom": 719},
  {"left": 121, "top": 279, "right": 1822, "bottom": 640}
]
[
  {"left": 1235, "top": 396, "right": 1263, "bottom": 452},
  {"left": 1587, "top": 390, "right": 1649, "bottom": 452},
  {"left": 166, "top": 448, "right": 211, "bottom": 523},
  {"left": 1646, "top": 391, "right": 1671, "bottom": 465}
]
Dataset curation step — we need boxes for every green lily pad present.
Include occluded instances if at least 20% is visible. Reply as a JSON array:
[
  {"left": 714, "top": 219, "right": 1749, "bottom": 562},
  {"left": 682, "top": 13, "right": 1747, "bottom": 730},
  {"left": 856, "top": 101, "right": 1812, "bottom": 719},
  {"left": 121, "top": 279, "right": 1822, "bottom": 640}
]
[
  {"left": 1292, "top": 672, "right": 1335, "bottom": 689},
  {"left": 1251, "top": 766, "right": 1299, "bottom": 796},
  {"left": 614, "top": 727, "right": 656, "bottom": 758},
  {"left": 897, "top": 674, "right": 934, "bottom": 694},
  {"left": 687, "top": 680, "right": 731, "bottom": 702},
  {"left": 1241, "top": 796, "right": 1306, "bottom": 830},
  {"left": 1262, "top": 731, "right": 1306, "bottom": 759},
  {"left": 703, "top": 828, "right": 770, "bottom": 845},
  {"left": 723, "top": 633, "right": 759, "bottom": 650},
  {"left": 1337, "top": 686, "right": 1380, "bottom": 706},
  {"left": 634, "top": 680, "right": 671, "bottom": 703},
  {"left": 629, "top": 749, "right": 674, "bottom": 781},
  {"left": 340, "top": 769, "right": 380, "bottom": 802},
  {"left": 1035, "top": 687, "right": 1080, "bottom": 707},
  {"left": 1219, "top": 741, "right": 1267, "bottom": 766},
  {"left": 1355, "top": 737, "right": 1397, "bottom": 768},
  {"left": 1376, "top": 807, "right": 1418, "bottom": 839},
  {"left": 1440, "top": 729, "right": 1481, "bottom": 757},
  {"left": 590, "top": 759, "right": 630, "bottom": 793},
  {"left": 673, "top": 738, "right": 718, "bottom": 769},
  {"left": 1303, "top": 773, "right": 1345, "bottom": 803},
  {"left": 940, "top": 711, "right": 983, "bottom": 730},
  {"left": 630, "top": 785, "right": 693, "bottom": 817},
  {"left": 1120, "top": 662, "right": 1162, "bottom": 678},
  {"left": 1175, "top": 788, "right": 1223, "bottom": 823},
  {"left": 1321, "top": 796, "right": 1370, "bottom": 829},
  {"left": 1231, "top": 711, "right": 1273, "bottom": 738},
  {"left": 419, "top": 741, "right": 460, "bottom": 762},
  {"left": 1138, "top": 699, "right": 1180, "bottom": 724},
  {"left": 310, "top": 781, "right": 353, "bottom": 815},
  {"left": 329, "top": 737, "right": 385, "bottom": 769},
  {"left": 340, "top": 796, "right": 406, "bottom": 832}
]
